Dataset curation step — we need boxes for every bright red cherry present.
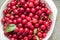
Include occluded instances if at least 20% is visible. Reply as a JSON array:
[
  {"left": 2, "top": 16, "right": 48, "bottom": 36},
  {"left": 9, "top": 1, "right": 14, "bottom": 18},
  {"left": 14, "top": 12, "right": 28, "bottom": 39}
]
[
  {"left": 39, "top": 20, "right": 43, "bottom": 24},
  {"left": 34, "top": 1, "right": 39, "bottom": 6},
  {"left": 40, "top": 25, "right": 46, "bottom": 30},
  {"left": 24, "top": 36, "right": 29, "bottom": 40},
  {"left": 29, "top": 13, "right": 33, "bottom": 17},
  {"left": 17, "top": 18, "right": 22, "bottom": 23},
  {"left": 13, "top": 19, "right": 17, "bottom": 24},
  {"left": 28, "top": 2, "right": 34, "bottom": 8},
  {"left": 32, "top": 18, "right": 38, "bottom": 23},
  {"left": 21, "top": 14, "right": 26, "bottom": 19},
  {"left": 10, "top": 37, "right": 15, "bottom": 40},
  {"left": 13, "top": 34, "right": 17, "bottom": 38},
  {"left": 19, "top": 28, "right": 24, "bottom": 33},
  {"left": 18, "top": 23, "right": 22, "bottom": 28},
  {"left": 19, "top": 8, "right": 24, "bottom": 13},
  {"left": 41, "top": 3, "right": 46, "bottom": 7},
  {"left": 10, "top": 15, "right": 14, "bottom": 19},
  {"left": 34, "top": 15, "right": 39, "bottom": 19},
  {"left": 26, "top": 16, "right": 31, "bottom": 21},
  {"left": 24, "top": 28, "right": 29, "bottom": 33},
  {"left": 42, "top": 32, "right": 46, "bottom": 38},
  {"left": 34, "top": 23, "right": 39, "bottom": 28},
  {"left": 7, "top": 3, "right": 11, "bottom": 7},
  {"left": 36, "top": 6, "right": 40, "bottom": 10},
  {"left": 14, "top": 27, "right": 19, "bottom": 33},
  {"left": 22, "top": 19, "right": 27, "bottom": 24},
  {"left": 24, "top": 3, "right": 28, "bottom": 8},
  {"left": 11, "top": 1, "right": 16, "bottom": 6},
  {"left": 46, "top": 10, "right": 51, "bottom": 15},
  {"left": 38, "top": 10, "right": 42, "bottom": 15},
  {"left": 37, "top": 32, "right": 42, "bottom": 38},
  {"left": 29, "top": 0, "right": 35, "bottom": 2},
  {"left": 14, "top": 9, "right": 19, "bottom": 14},
  {"left": 15, "top": 15, "right": 19, "bottom": 19},
  {"left": 20, "top": 0, "right": 25, "bottom": 5},
  {"left": 19, "top": 35, "right": 22, "bottom": 39},
  {"left": 44, "top": 21, "right": 49, "bottom": 27},
  {"left": 29, "top": 25, "right": 34, "bottom": 30},
  {"left": 26, "top": 8, "right": 30, "bottom": 13},
  {"left": 31, "top": 8, "right": 36, "bottom": 13},
  {"left": 27, "top": 22, "right": 32, "bottom": 27},
  {"left": 3, "top": 9, "right": 8, "bottom": 14},
  {"left": 8, "top": 19, "right": 13, "bottom": 24},
  {"left": 28, "top": 35, "right": 32, "bottom": 39},
  {"left": 12, "top": 6, "right": 16, "bottom": 10},
  {"left": 29, "top": 30, "right": 33, "bottom": 35}
]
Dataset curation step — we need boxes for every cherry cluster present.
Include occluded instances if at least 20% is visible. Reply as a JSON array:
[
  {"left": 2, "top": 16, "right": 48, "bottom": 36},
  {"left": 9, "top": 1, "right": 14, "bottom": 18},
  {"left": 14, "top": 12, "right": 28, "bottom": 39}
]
[{"left": 2, "top": 0, "right": 52, "bottom": 40}]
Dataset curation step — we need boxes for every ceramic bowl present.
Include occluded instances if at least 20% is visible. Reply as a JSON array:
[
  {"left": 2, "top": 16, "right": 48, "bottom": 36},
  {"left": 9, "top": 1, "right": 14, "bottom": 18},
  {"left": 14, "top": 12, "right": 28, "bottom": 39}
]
[{"left": 0, "top": 0, "right": 57, "bottom": 40}]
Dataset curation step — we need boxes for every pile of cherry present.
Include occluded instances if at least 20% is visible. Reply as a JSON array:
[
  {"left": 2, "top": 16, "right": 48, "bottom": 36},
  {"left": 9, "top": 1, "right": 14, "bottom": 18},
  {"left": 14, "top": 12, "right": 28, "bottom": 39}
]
[{"left": 2, "top": 0, "right": 52, "bottom": 40}]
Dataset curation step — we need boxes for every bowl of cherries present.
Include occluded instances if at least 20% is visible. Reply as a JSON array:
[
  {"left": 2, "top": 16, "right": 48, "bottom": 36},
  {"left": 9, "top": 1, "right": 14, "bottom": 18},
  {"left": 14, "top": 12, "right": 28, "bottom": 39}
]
[{"left": 0, "top": 0, "right": 57, "bottom": 40}]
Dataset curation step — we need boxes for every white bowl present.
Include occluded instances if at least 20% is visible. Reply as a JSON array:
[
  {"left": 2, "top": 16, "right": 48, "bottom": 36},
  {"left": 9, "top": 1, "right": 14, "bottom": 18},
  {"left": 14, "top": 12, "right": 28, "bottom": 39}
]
[{"left": 0, "top": 0, "right": 57, "bottom": 40}]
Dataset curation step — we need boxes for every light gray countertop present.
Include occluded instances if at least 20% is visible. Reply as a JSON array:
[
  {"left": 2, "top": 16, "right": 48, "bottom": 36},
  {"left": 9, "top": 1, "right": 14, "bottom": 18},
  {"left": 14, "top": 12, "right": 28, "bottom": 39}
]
[{"left": 0, "top": 0, "right": 60, "bottom": 40}]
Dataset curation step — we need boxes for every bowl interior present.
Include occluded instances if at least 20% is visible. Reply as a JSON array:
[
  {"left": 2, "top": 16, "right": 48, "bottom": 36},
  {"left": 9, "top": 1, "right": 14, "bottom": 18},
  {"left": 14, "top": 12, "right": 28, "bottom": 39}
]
[{"left": 0, "top": 0, "right": 57, "bottom": 40}]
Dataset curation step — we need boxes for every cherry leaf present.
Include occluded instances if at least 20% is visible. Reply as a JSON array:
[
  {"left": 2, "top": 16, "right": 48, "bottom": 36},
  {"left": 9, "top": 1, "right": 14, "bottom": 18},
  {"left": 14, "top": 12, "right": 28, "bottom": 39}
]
[{"left": 5, "top": 24, "right": 16, "bottom": 32}]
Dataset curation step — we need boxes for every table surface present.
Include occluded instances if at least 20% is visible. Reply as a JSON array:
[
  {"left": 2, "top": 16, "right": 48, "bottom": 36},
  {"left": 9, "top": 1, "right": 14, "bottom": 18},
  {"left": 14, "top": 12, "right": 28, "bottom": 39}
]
[{"left": 0, "top": 0, "right": 60, "bottom": 40}]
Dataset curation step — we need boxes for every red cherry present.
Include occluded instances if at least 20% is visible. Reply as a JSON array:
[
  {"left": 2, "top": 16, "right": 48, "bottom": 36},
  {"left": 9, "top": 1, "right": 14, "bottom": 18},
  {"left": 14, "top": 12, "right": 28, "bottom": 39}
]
[
  {"left": 29, "top": 30, "right": 33, "bottom": 35},
  {"left": 34, "top": 1, "right": 39, "bottom": 6},
  {"left": 29, "top": 13, "right": 33, "bottom": 17},
  {"left": 31, "top": 8, "right": 36, "bottom": 13},
  {"left": 7, "top": 3, "right": 11, "bottom": 7},
  {"left": 20, "top": 0, "right": 25, "bottom": 5},
  {"left": 34, "top": 23, "right": 39, "bottom": 28},
  {"left": 40, "top": 25, "right": 46, "bottom": 30},
  {"left": 24, "top": 3, "right": 28, "bottom": 8},
  {"left": 17, "top": 18, "right": 22, "bottom": 23},
  {"left": 26, "top": 8, "right": 30, "bottom": 13},
  {"left": 37, "top": 32, "right": 42, "bottom": 38},
  {"left": 15, "top": 15, "right": 19, "bottom": 19},
  {"left": 19, "top": 28, "right": 24, "bottom": 33},
  {"left": 36, "top": 6, "right": 40, "bottom": 10},
  {"left": 34, "top": 15, "right": 39, "bottom": 19},
  {"left": 3, "top": 9, "right": 8, "bottom": 14},
  {"left": 12, "top": 6, "right": 16, "bottom": 10},
  {"left": 14, "top": 9, "right": 19, "bottom": 14},
  {"left": 46, "top": 10, "right": 51, "bottom": 15},
  {"left": 42, "top": 32, "right": 46, "bottom": 38},
  {"left": 26, "top": 16, "right": 31, "bottom": 21},
  {"left": 11, "top": 1, "right": 16, "bottom": 6},
  {"left": 29, "top": 0, "right": 35, "bottom": 2},
  {"left": 28, "top": 2, "right": 34, "bottom": 8},
  {"left": 28, "top": 35, "right": 32, "bottom": 39},
  {"left": 10, "top": 37, "right": 15, "bottom": 40},
  {"left": 8, "top": 19, "right": 13, "bottom": 24},
  {"left": 41, "top": 3, "right": 46, "bottom": 7},
  {"left": 13, "top": 34, "right": 17, "bottom": 38},
  {"left": 24, "top": 36, "right": 29, "bottom": 40},
  {"left": 19, "top": 35, "right": 22, "bottom": 39},
  {"left": 24, "top": 28, "right": 29, "bottom": 33},
  {"left": 39, "top": 20, "right": 43, "bottom": 24},
  {"left": 13, "top": 19, "right": 17, "bottom": 24},
  {"left": 19, "top": 8, "right": 24, "bottom": 13},
  {"left": 18, "top": 23, "right": 22, "bottom": 28},
  {"left": 14, "top": 27, "right": 19, "bottom": 33},
  {"left": 10, "top": 15, "right": 14, "bottom": 19},
  {"left": 38, "top": 10, "right": 42, "bottom": 15},
  {"left": 22, "top": 19, "right": 27, "bottom": 24},
  {"left": 44, "top": 21, "right": 49, "bottom": 27},
  {"left": 21, "top": 14, "right": 26, "bottom": 19}
]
